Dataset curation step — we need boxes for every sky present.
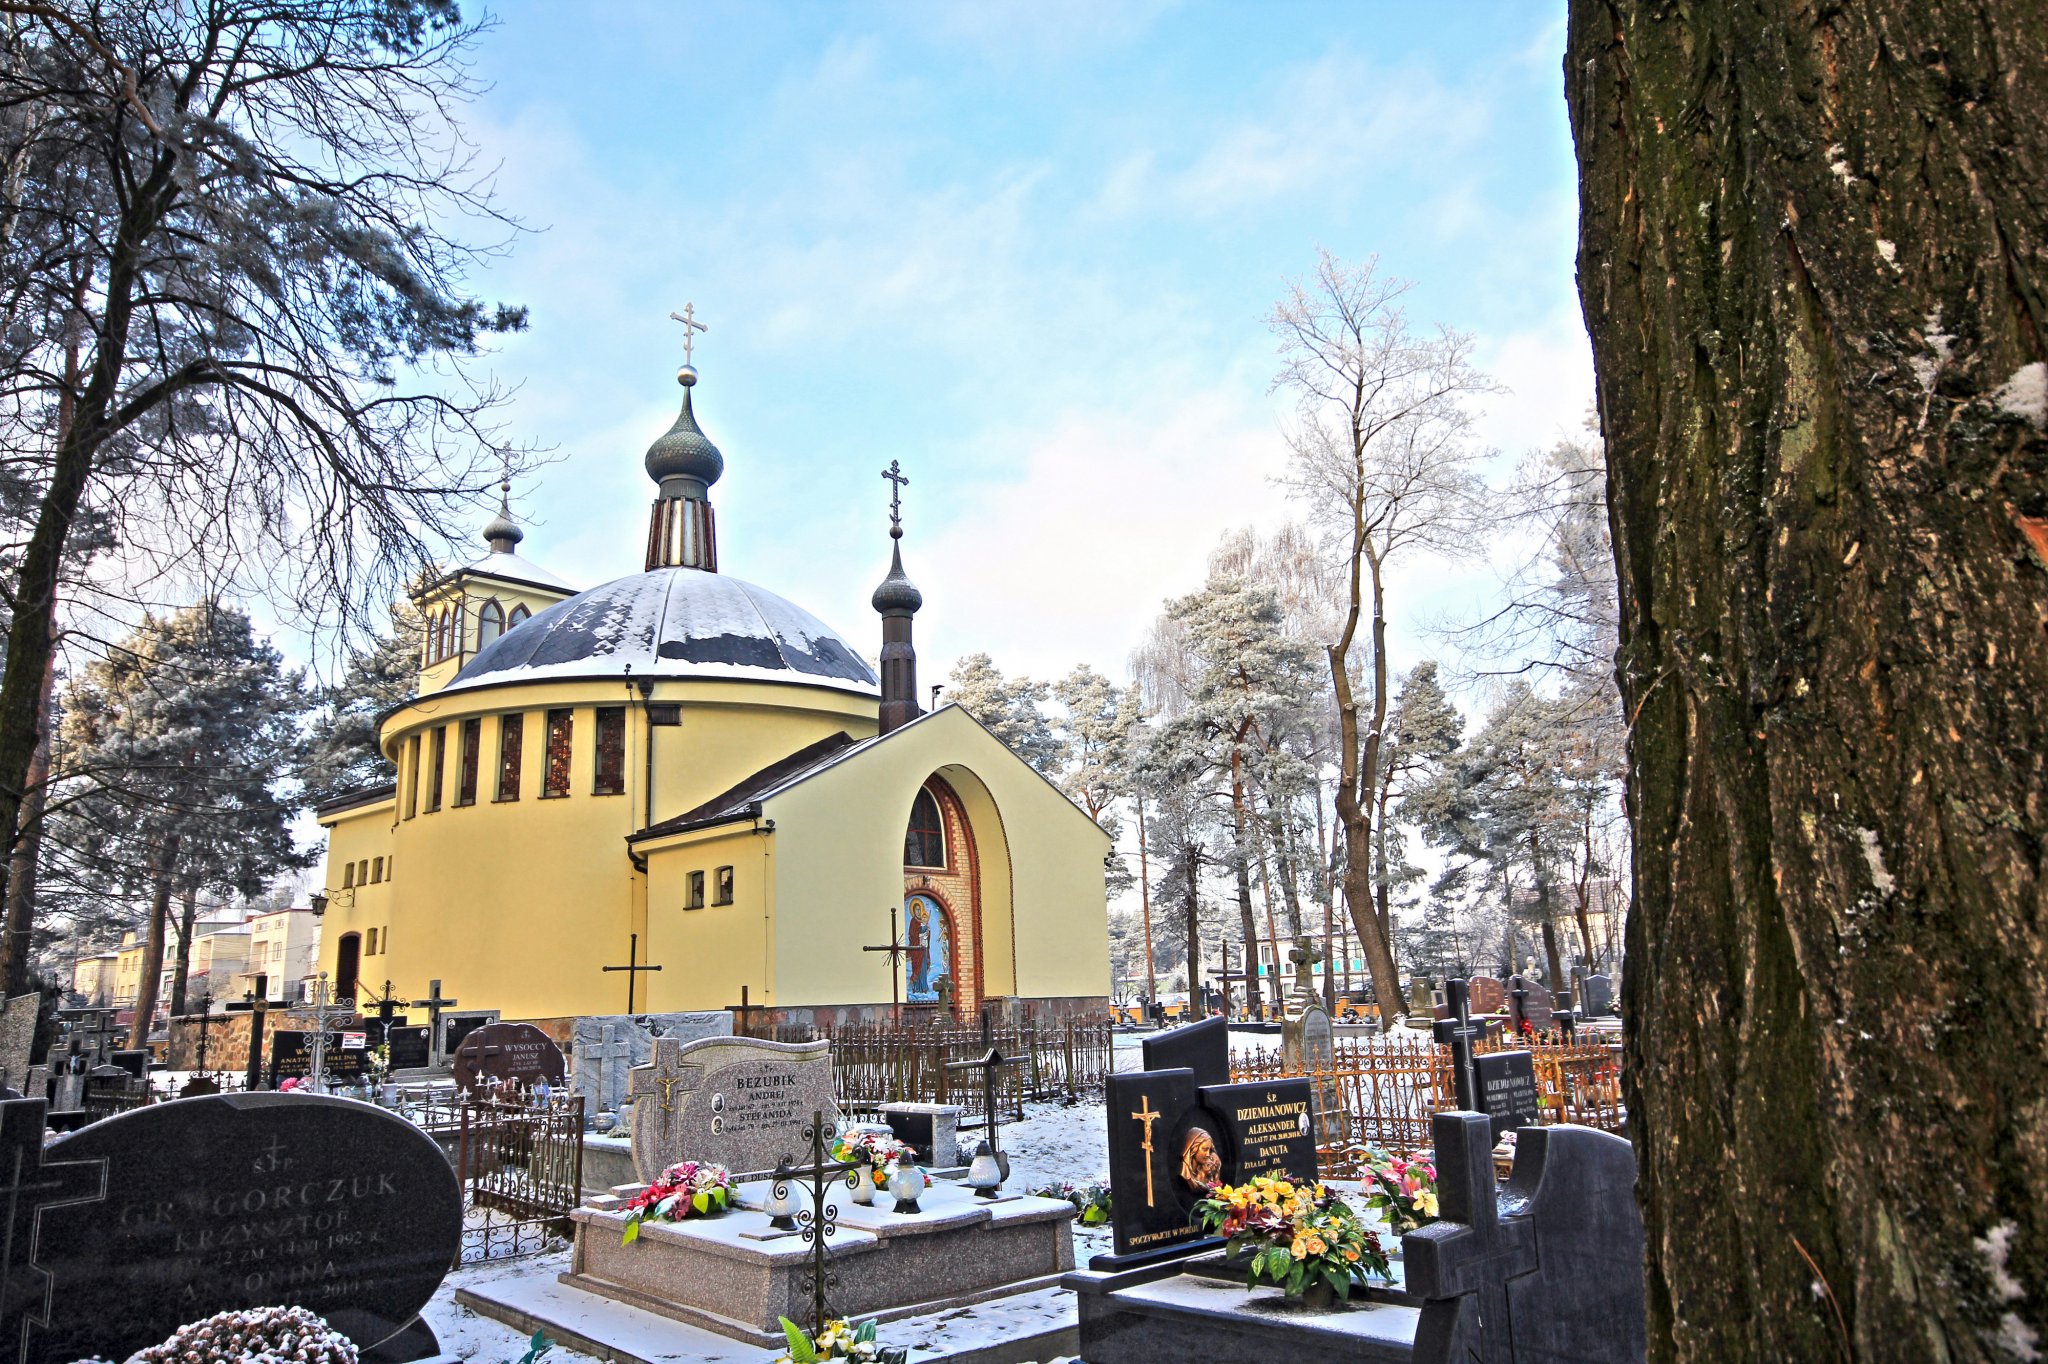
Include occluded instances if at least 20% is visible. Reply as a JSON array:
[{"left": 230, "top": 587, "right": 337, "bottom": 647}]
[{"left": 438, "top": 0, "right": 1590, "bottom": 692}]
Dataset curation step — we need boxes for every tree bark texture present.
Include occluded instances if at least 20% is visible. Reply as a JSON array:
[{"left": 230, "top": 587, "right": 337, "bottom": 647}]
[
  {"left": 169, "top": 883, "right": 199, "bottom": 1018},
  {"left": 128, "top": 836, "right": 178, "bottom": 1050},
  {"left": 1569, "top": 3, "right": 2048, "bottom": 1359}
]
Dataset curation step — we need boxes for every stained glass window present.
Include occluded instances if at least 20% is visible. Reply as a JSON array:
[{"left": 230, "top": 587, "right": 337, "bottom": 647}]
[
  {"left": 594, "top": 706, "right": 626, "bottom": 795},
  {"left": 904, "top": 787, "right": 945, "bottom": 868},
  {"left": 543, "top": 709, "right": 573, "bottom": 797},
  {"left": 497, "top": 713, "right": 523, "bottom": 802}
]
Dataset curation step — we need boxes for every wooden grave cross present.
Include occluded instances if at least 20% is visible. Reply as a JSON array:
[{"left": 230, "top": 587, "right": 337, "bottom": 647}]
[{"left": 724, "top": 984, "right": 760, "bottom": 1038}]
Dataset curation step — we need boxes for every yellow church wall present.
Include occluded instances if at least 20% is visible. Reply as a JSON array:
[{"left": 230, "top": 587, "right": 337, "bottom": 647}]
[
  {"left": 639, "top": 825, "right": 775, "bottom": 1012},
  {"left": 415, "top": 573, "right": 575, "bottom": 697},
  {"left": 316, "top": 675, "right": 880, "bottom": 1022},
  {"left": 754, "top": 706, "right": 1111, "bottom": 1010}
]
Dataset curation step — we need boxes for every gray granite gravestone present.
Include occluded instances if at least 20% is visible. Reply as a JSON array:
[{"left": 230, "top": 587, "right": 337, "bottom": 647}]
[
  {"left": 570, "top": 1011, "right": 731, "bottom": 1117},
  {"left": 1579, "top": 973, "right": 1615, "bottom": 1018},
  {"left": 0, "top": 993, "right": 38, "bottom": 1091},
  {"left": 17, "top": 1092, "right": 462, "bottom": 1362},
  {"left": 627, "top": 1034, "right": 838, "bottom": 1181}
]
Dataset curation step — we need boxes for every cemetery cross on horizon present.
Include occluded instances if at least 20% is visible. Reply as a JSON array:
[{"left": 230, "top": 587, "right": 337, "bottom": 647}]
[
  {"left": 603, "top": 933, "right": 662, "bottom": 1014},
  {"left": 669, "top": 303, "right": 706, "bottom": 366}
]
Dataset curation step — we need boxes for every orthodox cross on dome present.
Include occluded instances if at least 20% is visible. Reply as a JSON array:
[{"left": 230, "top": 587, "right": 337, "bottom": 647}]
[
  {"left": 881, "top": 460, "right": 909, "bottom": 534},
  {"left": 669, "top": 303, "right": 707, "bottom": 366}
]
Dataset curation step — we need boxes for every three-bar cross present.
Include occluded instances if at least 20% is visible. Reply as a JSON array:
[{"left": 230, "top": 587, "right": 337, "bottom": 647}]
[
  {"left": 860, "top": 905, "right": 914, "bottom": 1023},
  {"left": 603, "top": 933, "right": 662, "bottom": 1013},
  {"left": 669, "top": 303, "right": 707, "bottom": 365},
  {"left": 881, "top": 460, "right": 909, "bottom": 532}
]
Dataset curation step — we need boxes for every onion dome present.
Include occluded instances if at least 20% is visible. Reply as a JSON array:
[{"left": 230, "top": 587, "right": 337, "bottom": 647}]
[
  {"left": 871, "top": 537, "right": 923, "bottom": 615},
  {"left": 482, "top": 477, "right": 524, "bottom": 553},
  {"left": 644, "top": 366, "right": 725, "bottom": 495}
]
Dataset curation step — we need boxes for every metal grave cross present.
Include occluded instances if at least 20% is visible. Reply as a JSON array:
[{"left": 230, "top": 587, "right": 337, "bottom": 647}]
[
  {"left": 769, "top": 1112, "right": 857, "bottom": 1338},
  {"left": 368, "top": 979, "right": 403, "bottom": 1031},
  {"left": 1129, "top": 1094, "right": 1162, "bottom": 1208},
  {"left": 188, "top": 995, "right": 218, "bottom": 1075},
  {"left": 1433, "top": 977, "right": 1491, "bottom": 1112},
  {"left": 0, "top": 1099, "right": 108, "bottom": 1363},
  {"left": 944, "top": 1010, "right": 1021, "bottom": 1173},
  {"left": 280, "top": 974, "right": 357, "bottom": 1091},
  {"left": 410, "top": 979, "right": 459, "bottom": 1063},
  {"left": 1403, "top": 1111, "right": 1538, "bottom": 1363},
  {"left": 603, "top": 933, "right": 662, "bottom": 1014},
  {"left": 860, "top": 905, "right": 915, "bottom": 1022},
  {"left": 626, "top": 1038, "right": 703, "bottom": 1141},
  {"left": 881, "top": 460, "right": 909, "bottom": 531},
  {"left": 669, "top": 303, "right": 707, "bottom": 365}
]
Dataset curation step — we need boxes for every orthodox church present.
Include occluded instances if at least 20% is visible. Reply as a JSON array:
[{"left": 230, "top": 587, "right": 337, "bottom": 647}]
[{"left": 314, "top": 329, "right": 1111, "bottom": 1030}]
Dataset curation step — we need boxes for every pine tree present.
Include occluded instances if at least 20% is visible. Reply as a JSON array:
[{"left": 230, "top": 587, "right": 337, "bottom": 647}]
[
  {"left": 944, "top": 653, "right": 1066, "bottom": 776},
  {"left": 303, "top": 606, "right": 423, "bottom": 801},
  {"left": 52, "top": 603, "right": 312, "bottom": 1042}
]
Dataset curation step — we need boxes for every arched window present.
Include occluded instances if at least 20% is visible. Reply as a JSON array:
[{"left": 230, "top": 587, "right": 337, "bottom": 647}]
[
  {"left": 477, "top": 599, "right": 505, "bottom": 649},
  {"left": 508, "top": 603, "right": 531, "bottom": 629},
  {"left": 904, "top": 787, "right": 946, "bottom": 868}
]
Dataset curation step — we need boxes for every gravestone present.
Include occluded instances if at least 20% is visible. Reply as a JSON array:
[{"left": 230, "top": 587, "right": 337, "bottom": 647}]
[
  {"left": 1579, "top": 973, "right": 1615, "bottom": 1018},
  {"left": 1474, "top": 1051, "right": 1541, "bottom": 1137},
  {"left": 107, "top": 1049, "right": 147, "bottom": 1079},
  {"left": 1279, "top": 938, "right": 1338, "bottom": 1119},
  {"left": 570, "top": 1011, "right": 732, "bottom": 1117},
  {"left": 1465, "top": 976, "right": 1506, "bottom": 1017},
  {"left": 1508, "top": 976, "right": 1555, "bottom": 1032},
  {"left": 881, "top": 1101, "right": 965, "bottom": 1166},
  {"left": 267, "top": 1029, "right": 371, "bottom": 1088},
  {"left": 452, "top": 1021, "right": 567, "bottom": 1094},
  {"left": 0, "top": 993, "right": 38, "bottom": 1092},
  {"left": 627, "top": 1034, "right": 838, "bottom": 1181},
  {"left": 377, "top": 1023, "right": 432, "bottom": 1070},
  {"left": 1139, "top": 1014, "right": 1229, "bottom": 1087},
  {"left": 1105, "top": 1013, "right": 1316, "bottom": 1262},
  {"left": 439, "top": 1010, "right": 499, "bottom": 1065},
  {"left": 1406, "top": 979, "right": 1435, "bottom": 1018},
  {"left": 12, "top": 1092, "right": 462, "bottom": 1362}
]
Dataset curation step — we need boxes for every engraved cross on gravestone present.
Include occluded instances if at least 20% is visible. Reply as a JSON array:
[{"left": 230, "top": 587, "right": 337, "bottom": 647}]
[
  {"left": 627, "top": 1039, "right": 704, "bottom": 1174},
  {"left": 0, "top": 1099, "right": 107, "bottom": 1364}
]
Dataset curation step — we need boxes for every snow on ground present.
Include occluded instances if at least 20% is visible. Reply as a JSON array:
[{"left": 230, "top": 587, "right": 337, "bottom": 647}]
[{"left": 426, "top": 1249, "right": 587, "bottom": 1362}]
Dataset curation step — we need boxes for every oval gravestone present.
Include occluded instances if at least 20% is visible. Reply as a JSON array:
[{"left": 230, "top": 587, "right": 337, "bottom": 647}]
[
  {"left": 453, "top": 1021, "right": 566, "bottom": 1095},
  {"left": 27, "top": 1092, "right": 460, "bottom": 1363}
]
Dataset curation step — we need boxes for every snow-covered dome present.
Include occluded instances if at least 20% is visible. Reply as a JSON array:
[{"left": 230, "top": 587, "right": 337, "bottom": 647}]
[{"left": 445, "top": 567, "right": 878, "bottom": 694}]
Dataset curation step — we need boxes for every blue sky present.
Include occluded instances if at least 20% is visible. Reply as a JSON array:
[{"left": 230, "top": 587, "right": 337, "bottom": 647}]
[{"left": 452, "top": 0, "right": 1589, "bottom": 686}]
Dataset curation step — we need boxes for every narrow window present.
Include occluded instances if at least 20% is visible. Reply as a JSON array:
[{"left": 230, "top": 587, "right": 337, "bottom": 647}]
[
  {"left": 371, "top": 857, "right": 383, "bottom": 884},
  {"left": 404, "top": 735, "right": 420, "bottom": 819},
  {"left": 508, "top": 603, "right": 531, "bottom": 628},
  {"left": 359, "top": 859, "right": 370, "bottom": 885},
  {"left": 367, "top": 928, "right": 379, "bottom": 956},
  {"left": 593, "top": 706, "right": 626, "bottom": 795},
  {"left": 686, "top": 871, "right": 706, "bottom": 909},
  {"left": 543, "top": 709, "right": 573, "bottom": 797},
  {"left": 714, "top": 866, "right": 735, "bottom": 905},
  {"left": 497, "top": 713, "right": 524, "bottom": 802},
  {"left": 905, "top": 788, "right": 946, "bottom": 868},
  {"left": 456, "top": 717, "right": 481, "bottom": 806},
  {"left": 343, "top": 862, "right": 356, "bottom": 889},
  {"left": 425, "top": 726, "right": 446, "bottom": 812},
  {"left": 477, "top": 599, "right": 505, "bottom": 649}
]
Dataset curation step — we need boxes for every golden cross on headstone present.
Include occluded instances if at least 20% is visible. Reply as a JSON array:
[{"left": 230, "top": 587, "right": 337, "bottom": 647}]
[
  {"left": 669, "top": 303, "right": 707, "bottom": 366},
  {"left": 1131, "top": 1095, "right": 1162, "bottom": 1207}
]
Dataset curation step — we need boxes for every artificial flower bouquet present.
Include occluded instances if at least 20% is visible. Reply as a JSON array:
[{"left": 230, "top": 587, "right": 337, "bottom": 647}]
[
  {"left": 1360, "top": 1148, "right": 1440, "bottom": 1235},
  {"left": 620, "top": 1159, "right": 734, "bottom": 1244},
  {"left": 775, "top": 1315, "right": 907, "bottom": 1364},
  {"left": 1031, "top": 1179, "right": 1113, "bottom": 1225},
  {"left": 831, "top": 1130, "right": 917, "bottom": 1188},
  {"left": 1194, "top": 1175, "right": 1390, "bottom": 1303}
]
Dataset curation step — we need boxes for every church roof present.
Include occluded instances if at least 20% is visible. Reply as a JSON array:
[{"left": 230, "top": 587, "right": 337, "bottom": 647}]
[
  {"left": 443, "top": 566, "right": 879, "bottom": 695},
  {"left": 450, "top": 547, "right": 577, "bottom": 595},
  {"left": 631, "top": 730, "right": 861, "bottom": 841}
]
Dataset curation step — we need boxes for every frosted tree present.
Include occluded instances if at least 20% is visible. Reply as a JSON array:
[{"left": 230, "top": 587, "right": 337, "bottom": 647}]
[
  {"left": 303, "top": 603, "right": 426, "bottom": 802},
  {"left": 1271, "top": 251, "right": 1496, "bottom": 1018},
  {"left": 944, "top": 653, "right": 1065, "bottom": 777}
]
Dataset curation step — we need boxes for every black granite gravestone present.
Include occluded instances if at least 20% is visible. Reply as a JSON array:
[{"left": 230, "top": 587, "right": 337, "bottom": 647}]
[
  {"left": 20, "top": 1092, "right": 461, "bottom": 1362},
  {"left": 1474, "top": 1051, "right": 1541, "bottom": 1138},
  {"left": 1580, "top": 973, "right": 1615, "bottom": 1018},
  {"left": 106, "top": 1050, "right": 147, "bottom": 1078},
  {"left": 1105, "top": 1012, "right": 1320, "bottom": 1265},
  {"left": 883, "top": 1109, "right": 937, "bottom": 1163},
  {"left": 377, "top": 1024, "right": 431, "bottom": 1071},
  {"left": 440, "top": 1012, "right": 495, "bottom": 1061},
  {"left": 1140, "top": 1014, "right": 1229, "bottom": 1087},
  {"left": 267, "top": 1029, "right": 371, "bottom": 1088}
]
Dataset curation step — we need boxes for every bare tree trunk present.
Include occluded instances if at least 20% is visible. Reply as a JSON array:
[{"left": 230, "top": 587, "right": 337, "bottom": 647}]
[
  {"left": 128, "top": 835, "right": 180, "bottom": 1049},
  {"left": 1135, "top": 797, "right": 1157, "bottom": 1010},
  {"left": 1570, "top": 2, "right": 2048, "bottom": 1357},
  {"left": 1573, "top": 807, "right": 1597, "bottom": 965},
  {"left": 0, "top": 644, "right": 56, "bottom": 996},
  {"left": 168, "top": 883, "right": 199, "bottom": 1017}
]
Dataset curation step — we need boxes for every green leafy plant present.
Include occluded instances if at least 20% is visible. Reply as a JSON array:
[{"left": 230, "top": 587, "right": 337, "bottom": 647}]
[
  {"left": 1031, "top": 1178, "right": 1113, "bottom": 1225},
  {"left": 509, "top": 1329, "right": 554, "bottom": 1363}
]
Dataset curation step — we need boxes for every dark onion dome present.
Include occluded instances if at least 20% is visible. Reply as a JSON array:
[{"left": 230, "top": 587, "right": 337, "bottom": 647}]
[
  {"left": 445, "top": 566, "right": 878, "bottom": 694},
  {"left": 870, "top": 540, "right": 923, "bottom": 615},
  {"left": 482, "top": 480, "right": 524, "bottom": 552},
  {"left": 643, "top": 366, "right": 725, "bottom": 493}
]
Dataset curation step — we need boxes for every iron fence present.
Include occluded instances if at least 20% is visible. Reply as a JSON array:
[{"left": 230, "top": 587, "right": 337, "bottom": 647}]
[
  {"left": 766, "top": 1018, "right": 1114, "bottom": 1126},
  {"left": 455, "top": 1091, "right": 586, "bottom": 1262}
]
